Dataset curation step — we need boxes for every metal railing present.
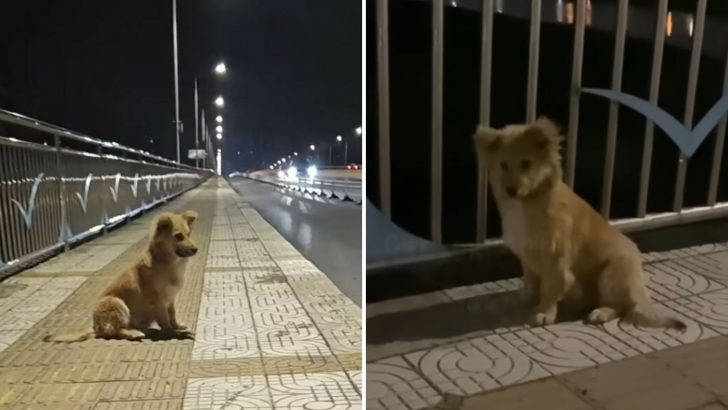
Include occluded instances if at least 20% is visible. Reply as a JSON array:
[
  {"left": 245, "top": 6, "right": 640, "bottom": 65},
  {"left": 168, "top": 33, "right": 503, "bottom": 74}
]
[
  {"left": 0, "top": 109, "right": 211, "bottom": 277},
  {"left": 231, "top": 172, "right": 363, "bottom": 203},
  {"left": 375, "top": 0, "right": 728, "bottom": 245}
]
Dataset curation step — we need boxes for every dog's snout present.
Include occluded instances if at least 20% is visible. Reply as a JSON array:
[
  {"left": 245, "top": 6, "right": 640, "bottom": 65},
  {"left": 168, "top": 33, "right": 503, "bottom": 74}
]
[
  {"left": 190, "top": 247, "right": 198, "bottom": 255},
  {"left": 506, "top": 187, "right": 517, "bottom": 197}
]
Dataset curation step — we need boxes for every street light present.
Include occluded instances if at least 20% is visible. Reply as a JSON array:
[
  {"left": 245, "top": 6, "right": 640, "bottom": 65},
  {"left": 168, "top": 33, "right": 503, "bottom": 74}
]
[
  {"left": 216, "top": 125, "right": 223, "bottom": 133},
  {"left": 194, "top": 62, "right": 227, "bottom": 168},
  {"left": 336, "top": 135, "right": 343, "bottom": 142},
  {"left": 355, "top": 126, "right": 362, "bottom": 135},
  {"left": 216, "top": 133, "right": 222, "bottom": 140},
  {"left": 215, "top": 96, "right": 224, "bottom": 107},
  {"left": 293, "top": 152, "right": 298, "bottom": 156},
  {"left": 310, "top": 144, "right": 315, "bottom": 151},
  {"left": 216, "top": 115, "right": 223, "bottom": 123}
]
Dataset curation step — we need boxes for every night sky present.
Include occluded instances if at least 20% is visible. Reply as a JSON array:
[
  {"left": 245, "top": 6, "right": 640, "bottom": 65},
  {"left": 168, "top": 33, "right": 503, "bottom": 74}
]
[{"left": 0, "top": 0, "right": 362, "bottom": 172}]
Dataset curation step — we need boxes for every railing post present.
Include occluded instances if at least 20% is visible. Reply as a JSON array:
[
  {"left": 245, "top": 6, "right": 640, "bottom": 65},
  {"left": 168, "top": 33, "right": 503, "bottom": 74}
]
[{"left": 54, "top": 134, "right": 70, "bottom": 251}]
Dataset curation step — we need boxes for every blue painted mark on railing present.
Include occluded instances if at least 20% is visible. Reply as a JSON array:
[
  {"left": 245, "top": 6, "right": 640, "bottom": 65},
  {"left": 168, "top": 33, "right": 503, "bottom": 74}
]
[
  {"left": 10, "top": 173, "right": 44, "bottom": 230},
  {"left": 582, "top": 88, "right": 728, "bottom": 158}
]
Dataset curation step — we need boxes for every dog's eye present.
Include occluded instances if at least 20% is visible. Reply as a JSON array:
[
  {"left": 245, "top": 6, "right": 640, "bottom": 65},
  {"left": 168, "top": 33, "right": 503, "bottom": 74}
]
[
  {"left": 500, "top": 162, "right": 508, "bottom": 171},
  {"left": 521, "top": 160, "right": 532, "bottom": 170},
  {"left": 174, "top": 233, "right": 185, "bottom": 241}
]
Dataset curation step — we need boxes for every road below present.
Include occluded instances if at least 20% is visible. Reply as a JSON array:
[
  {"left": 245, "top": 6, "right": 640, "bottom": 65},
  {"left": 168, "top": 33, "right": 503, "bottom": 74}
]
[{"left": 228, "top": 177, "right": 362, "bottom": 305}]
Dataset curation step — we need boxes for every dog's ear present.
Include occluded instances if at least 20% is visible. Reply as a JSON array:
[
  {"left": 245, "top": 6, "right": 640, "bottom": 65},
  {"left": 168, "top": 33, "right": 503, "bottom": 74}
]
[
  {"left": 474, "top": 125, "right": 502, "bottom": 161},
  {"left": 181, "top": 210, "right": 198, "bottom": 227},
  {"left": 525, "top": 117, "right": 562, "bottom": 150},
  {"left": 154, "top": 213, "right": 174, "bottom": 235}
]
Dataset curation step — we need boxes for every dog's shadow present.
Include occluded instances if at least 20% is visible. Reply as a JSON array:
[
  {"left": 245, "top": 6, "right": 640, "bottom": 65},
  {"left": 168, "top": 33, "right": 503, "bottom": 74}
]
[
  {"left": 140, "top": 328, "right": 195, "bottom": 342},
  {"left": 367, "top": 290, "right": 585, "bottom": 345}
]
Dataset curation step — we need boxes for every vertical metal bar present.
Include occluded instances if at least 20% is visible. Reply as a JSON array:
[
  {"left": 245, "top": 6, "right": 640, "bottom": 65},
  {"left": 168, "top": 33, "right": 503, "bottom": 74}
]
[
  {"left": 194, "top": 78, "right": 199, "bottom": 168},
  {"left": 4, "top": 146, "right": 18, "bottom": 261},
  {"left": 19, "top": 146, "right": 30, "bottom": 258},
  {"left": 526, "top": 0, "right": 542, "bottom": 122},
  {"left": 566, "top": 0, "right": 586, "bottom": 188},
  {"left": 0, "top": 145, "right": 12, "bottom": 262},
  {"left": 377, "top": 0, "right": 392, "bottom": 217},
  {"left": 476, "top": 0, "right": 494, "bottom": 242},
  {"left": 431, "top": 0, "right": 444, "bottom": 243},
  {"left": 600, "top": 0, "right": 629, "bottom": 218},
  {"left": 201, "top": 109, "right": 206, "bottom": 169},
  {"left": 637, "top": 0, "right": 668, "bottom": 217},
  {"left": 55, "top": 134, "right": 69, "bottom": 250},
  {"left": 0, "top": 145, "right": 7, "bottom": 263},
  {"left": 708, "top": 48, "right": 728, "bottom": 206},
  {"left": 33, "top": 150, "right": 44, "bottom": 253},
  {"left": 673, "top": 0, "right": 706, "bottom": 212},
  {"left": 173, "top": 0, "right": 181, "bottom": 163}
]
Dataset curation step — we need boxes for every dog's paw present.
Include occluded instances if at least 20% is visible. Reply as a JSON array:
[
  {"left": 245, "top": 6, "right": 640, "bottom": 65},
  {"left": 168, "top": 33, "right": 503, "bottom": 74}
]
[
  {"left": 587, "top": 308, "right": 616, "bottom": 324},
  {"left": 175, "top": 329, "right": 195, "bottom": 340},
  {"left": 126, "top": 329, "right": 146, "bottom": 341},
  {"left": 530, "top": 312, "right": 556, "bottom": 326}
]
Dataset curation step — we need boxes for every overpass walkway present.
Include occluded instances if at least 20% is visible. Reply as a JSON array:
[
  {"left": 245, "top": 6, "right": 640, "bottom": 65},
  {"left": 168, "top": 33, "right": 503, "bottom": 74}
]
[{"left": 0, "top": 177, "right": 362, "bottom": 409}]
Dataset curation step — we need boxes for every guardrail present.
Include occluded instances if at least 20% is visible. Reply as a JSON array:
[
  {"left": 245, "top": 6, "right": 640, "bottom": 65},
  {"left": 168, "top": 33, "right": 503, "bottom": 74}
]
[
  {"left": 230, "top": 172, "right": 363, "bottom": 204},
  {"left": 374, "top": 0, "right": 728, "bottom": 245},
  {"left": 0, "top": 108, "right": 212, "bottom": 278}
]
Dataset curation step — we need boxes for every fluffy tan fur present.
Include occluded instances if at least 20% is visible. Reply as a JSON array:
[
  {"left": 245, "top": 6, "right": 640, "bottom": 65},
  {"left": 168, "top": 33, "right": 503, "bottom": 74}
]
[
  {"left": 474, "top": 118, "right": 684, "bottom": 329},
  {"left": 44, "top": 210, "right": 199, "bottom": 342}
]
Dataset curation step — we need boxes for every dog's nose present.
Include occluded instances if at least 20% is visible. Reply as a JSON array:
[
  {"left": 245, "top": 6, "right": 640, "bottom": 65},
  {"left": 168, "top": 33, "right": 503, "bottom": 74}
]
[
  {"left": 190, "top": 247, "right": 198, "bottom": 255},
  {"left": 506, "top": 187, "right": 517, "bottom": 197}
]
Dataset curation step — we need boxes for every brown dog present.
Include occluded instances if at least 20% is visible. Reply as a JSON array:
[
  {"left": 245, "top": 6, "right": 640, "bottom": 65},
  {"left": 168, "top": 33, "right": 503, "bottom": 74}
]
[
  {"left": 45, "top": 210, "right": 199, "bottom": 342},
  {"left": 475, "top": 118, "right": 685, "bottom": 329}
]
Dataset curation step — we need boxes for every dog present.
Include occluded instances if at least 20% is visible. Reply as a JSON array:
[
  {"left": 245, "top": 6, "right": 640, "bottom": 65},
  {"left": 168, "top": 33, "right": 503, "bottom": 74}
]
[
  {"left": 474, "top": 117, "right": 685, "bottom": 330},
  {"left": 44, "top": 210, "right": 199, "bottom": 342}
]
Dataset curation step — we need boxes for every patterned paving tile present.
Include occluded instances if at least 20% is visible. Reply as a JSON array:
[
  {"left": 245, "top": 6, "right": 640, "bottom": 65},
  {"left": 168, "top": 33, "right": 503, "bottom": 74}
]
[
  {"left": 367, "top": 356, "right": 443, "bottom": 410},
  {"left": 267, "top": 371, "right": 361, "bottom": 409},
  {"left": 183, "top": 375, "right": 271, "bottom": 409},
  {"left": 0, "top": 276, "right": 85, "bottom": 351},
  {"left": 28, "top": 244, "right": 131, "bottom": 273},
  {"left": 646, "top": 260, "right": 725, "bottom": 302},
  {"left": 368, "top": 243, "right": 728, "bottom": 409},
  {"left": 411, "top": 335, "right": 551, "bottom": 393},
  {"left": 664, "top": 288, "right": 728, "bottom": 335}
]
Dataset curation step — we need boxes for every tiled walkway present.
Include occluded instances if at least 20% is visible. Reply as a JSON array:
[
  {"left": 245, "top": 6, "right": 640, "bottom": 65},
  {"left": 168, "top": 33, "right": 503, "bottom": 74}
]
[
  {"left": 367, "top": 243, "right": 728, "bottom": 410},
  {"left": 0, "top": 178, "right": 361, "bottom": 409}
]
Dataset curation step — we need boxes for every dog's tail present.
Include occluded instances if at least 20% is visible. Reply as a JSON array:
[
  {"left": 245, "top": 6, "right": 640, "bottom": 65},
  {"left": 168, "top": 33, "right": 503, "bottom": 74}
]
[
  {"left": 43, "top": 329, "right": 95, "bottom": 343},
  {"left": 627, "top": 302, "right": 686, "bottom": 331}
]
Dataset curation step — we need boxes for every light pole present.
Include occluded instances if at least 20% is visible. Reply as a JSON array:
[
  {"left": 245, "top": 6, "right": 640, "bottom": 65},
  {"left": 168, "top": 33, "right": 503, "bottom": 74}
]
[
  {"left": 172, "top": 0, "right": 181, "bottom": 163},
  {"left": 194, "top": 62, "right": 225, "bottom": 168}
]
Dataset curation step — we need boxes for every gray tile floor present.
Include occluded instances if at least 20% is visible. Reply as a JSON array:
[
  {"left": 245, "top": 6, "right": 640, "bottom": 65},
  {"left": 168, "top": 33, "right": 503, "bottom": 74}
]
[{"left": 367, "top": 243, "right": 728, "bottom": 410}]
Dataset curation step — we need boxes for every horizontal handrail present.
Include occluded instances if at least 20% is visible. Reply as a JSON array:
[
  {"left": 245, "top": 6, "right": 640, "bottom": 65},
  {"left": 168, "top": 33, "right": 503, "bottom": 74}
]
[{"left": 0, "top": 108, "right": 203, "bottom": 171}]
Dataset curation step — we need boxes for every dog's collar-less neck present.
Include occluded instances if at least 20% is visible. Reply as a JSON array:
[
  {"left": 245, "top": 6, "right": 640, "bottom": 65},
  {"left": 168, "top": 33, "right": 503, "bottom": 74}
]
[{"left": 148, "top": 246, "right": 181, "bottom": 265}]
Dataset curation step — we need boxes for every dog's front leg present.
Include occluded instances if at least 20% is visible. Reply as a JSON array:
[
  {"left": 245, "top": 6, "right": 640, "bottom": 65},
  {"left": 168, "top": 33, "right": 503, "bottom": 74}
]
[
  {"left": 155, "top": 304, "right": 192, "bottom": 338},
  {"left": 531, "top": 265, "right": 571, "bottom": 326},
  {"left": 168, "top": 301, "right": 187, "bottom": 330}
]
